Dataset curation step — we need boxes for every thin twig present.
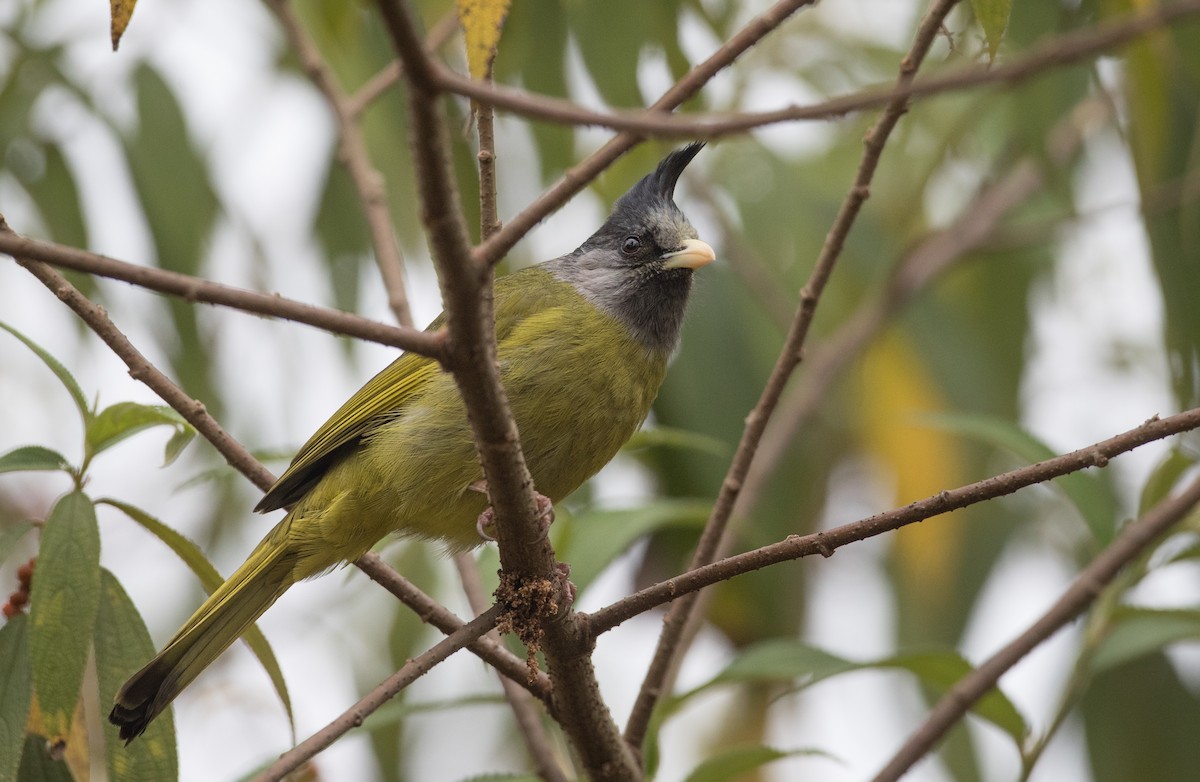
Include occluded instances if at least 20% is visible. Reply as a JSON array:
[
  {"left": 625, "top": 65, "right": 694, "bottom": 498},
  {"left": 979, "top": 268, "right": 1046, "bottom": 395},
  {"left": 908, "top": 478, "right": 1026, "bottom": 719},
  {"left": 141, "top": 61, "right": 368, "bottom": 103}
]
[
  {"left": 0, "top": 229, "right": 441, "bottom": 356},
  {"left": 7, "top": 225, "right": 544, "bottom": 699},
  {"left": 734, "top": 97, "right": 1111, "bottom": 523},
  {"left": 871, "top": 469, "right": 1200, "bottom": 782},
  {"left": 346, "top": 10, "right": 460, "bottom": 119},
  {"left": 621, "top": 0, "right": 964, "bottom": 750},
  {"left": 454, "top": 555, "right": 569, "bottom": 782},
  {"left": 358, "top": 552, "right": 552, "bottom": 701},
  {"left": 267, "top": 0, "right": 414, "bottom": 327},
  {"left": 471, "top": 0, "right": 817, "bottom": 270},
  {"left": 428, "top": 0, "right": 1200, "bottom": 140},
  {"left": 585, "top": 408, "right": 1200, "bottom": 634},
  {"left": 255, "top": 606, "right": 503, "bottom": 782}
]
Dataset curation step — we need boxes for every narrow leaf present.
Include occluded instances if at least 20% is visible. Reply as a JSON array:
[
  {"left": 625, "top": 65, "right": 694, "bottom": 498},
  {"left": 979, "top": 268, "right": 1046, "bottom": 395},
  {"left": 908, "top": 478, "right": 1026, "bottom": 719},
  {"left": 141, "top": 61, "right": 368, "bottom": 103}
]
[
  {"left": 87, "top": 402, "right": 188, "bottom": 458},
  {"left": 624, "top": 426, "right": 729, "bottom": 457},
  {"left": 0, "top": 614, "right": 32, "bottom": 782},
  {"left": 971, "top": 0, "right": 1012, "bottom": 61},
  {"left": 558, "top": 500, "right": 710, "bottom": 591},
  {"left": 162, "top": 426, "right": 196, "bottom": 467},
  {"left": 0, "top": 446, "right": 72, "bottom": 475},
  {"left": 884, "top": 651, "right": 1027, "bottom": 743},
  {"left": 456, "top": 0, "right": 513, "bottom": 80},
  {"left": 98, "top": 499, "right": 294, "bottom": 731},
  {"left": 28, "top": 492, "right": 100, "bottom": 742},
  {"left": 94, "top": 569, "right": 178, "bottom": 781},
  {"left": 0, "top": 521, "right": 34, "bottom": 566},
  {"left": 684, "top": 746, "right": 829, "bottom": 782},
  {"left": 1090, "top": 608, "right": 1200, "bottom": 675},
  {"left": 110, "top": 0, "right": 138, "bottom": 50},
  {"left": 0, "top": 322, "right": 90, "bottom": 422},
  {"left": 922, "top": 412, "right": 1117, "bottom": 542},
  {"left": 1138, "top": 448, "right": 1199, "bottom": 516},
  {"left": 16, "top": 735, "right": 73, "bottom": 782}
]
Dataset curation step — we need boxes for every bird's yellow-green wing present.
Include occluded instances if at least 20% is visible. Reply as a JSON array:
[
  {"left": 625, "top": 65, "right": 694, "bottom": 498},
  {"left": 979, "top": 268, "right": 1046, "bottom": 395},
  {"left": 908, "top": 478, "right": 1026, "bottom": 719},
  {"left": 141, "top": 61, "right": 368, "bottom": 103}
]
[
  {"left": 255, "top": 266, "right": 573, "bottom": 513},
  {"left": 255, "top": 325, "right": 443, "bottom": 512}
]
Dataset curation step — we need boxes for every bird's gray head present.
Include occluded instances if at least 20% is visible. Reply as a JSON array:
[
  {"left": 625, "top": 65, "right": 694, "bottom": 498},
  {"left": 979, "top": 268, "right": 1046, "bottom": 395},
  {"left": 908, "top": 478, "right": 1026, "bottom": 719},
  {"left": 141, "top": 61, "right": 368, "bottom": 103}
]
[{"left": 551, "top": 143, "right": 715, "bottom": 353}]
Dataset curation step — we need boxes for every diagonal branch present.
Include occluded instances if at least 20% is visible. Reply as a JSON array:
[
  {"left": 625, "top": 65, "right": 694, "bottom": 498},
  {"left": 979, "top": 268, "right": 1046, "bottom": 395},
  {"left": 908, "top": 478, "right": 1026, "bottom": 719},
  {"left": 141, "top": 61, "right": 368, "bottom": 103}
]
[
  {"left": 255, "top": 605, "right": 503, "bottom": 782},
  {"left": 586, "top": 407, "right": 1200, "bottom": 634},
  {"left": 6, "top": 225, "right": 544, "bottom": 701},
  {"left": 374, "top": 1, "right": 638, "bottom": 779},
  {"left": 872, "top": 467, "right": 1200, "bottom": 782},
  {"left": 266, "top": 0, "right": 415, "bottom": 327},
  {"left": 621, "top": 0, "right": 965, "bottom": 750},
  {"left": 428, "top": 0, "right": 1200, "bottom": 140},
  {"left": 471, "top": 0, "right": 817, "bottom": 269},
  {"left": 0, "top": 229, "right": 441, "bottom": 356}
]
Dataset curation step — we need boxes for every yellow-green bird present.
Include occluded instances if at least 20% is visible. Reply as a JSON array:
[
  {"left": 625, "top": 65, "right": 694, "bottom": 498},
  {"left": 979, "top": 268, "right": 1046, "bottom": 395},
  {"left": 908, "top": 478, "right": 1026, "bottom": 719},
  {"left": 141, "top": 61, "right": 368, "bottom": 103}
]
[{"left": 110, "top": 143, "right": 715, "bottom": 740}]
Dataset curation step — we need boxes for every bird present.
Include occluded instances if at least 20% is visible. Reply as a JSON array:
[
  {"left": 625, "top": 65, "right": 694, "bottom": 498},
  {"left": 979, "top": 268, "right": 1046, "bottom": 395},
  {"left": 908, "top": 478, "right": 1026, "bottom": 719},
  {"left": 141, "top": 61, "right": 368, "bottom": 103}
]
[{"left": 109, "top": 143, "right": 715, "bottom": 741}]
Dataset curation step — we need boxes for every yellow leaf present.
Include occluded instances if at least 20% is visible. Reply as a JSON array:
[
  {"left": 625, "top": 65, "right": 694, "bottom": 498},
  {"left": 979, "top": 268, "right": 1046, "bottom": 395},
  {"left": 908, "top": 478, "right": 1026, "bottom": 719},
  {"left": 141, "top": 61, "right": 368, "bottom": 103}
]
[
  {"left": 456, "top": 0, "right": 512, "bottom": 80},
  {"left": 859, "top": 331, "right": 962, "bottom": 602},
  {"left": 110, "top": 0, "right": 138, "bottom": 51}
]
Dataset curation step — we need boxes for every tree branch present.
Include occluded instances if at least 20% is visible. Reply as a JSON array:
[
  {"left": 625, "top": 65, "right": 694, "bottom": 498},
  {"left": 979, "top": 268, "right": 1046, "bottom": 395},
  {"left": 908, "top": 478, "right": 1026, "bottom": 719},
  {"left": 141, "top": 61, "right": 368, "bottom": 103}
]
[
  {"left": 429, "top": 0, "right": 1200, "bottom": 140},
  {"left": 621, "top": 0, "right": 964, "bottom": 750},
  {"left": 471, "top": 0, "right": 817, "bottom": 270},
  {"left": 871, "top": 468, "right": 1200, "bottom": 782},
  {"left": 254, "top": 605, "right": 503, "bottom": 782},
  {"left": 0, "top": 228, "right": 442, "bottom": 356},
  {"left": 586, "top": 408, "right": 1200, "bottom": 634},
  {"left": 266, "top": 0, "right": 415, "bottom": 327},
  {"left": 374, "top": 1, "right": 638, "bottom": 778}
]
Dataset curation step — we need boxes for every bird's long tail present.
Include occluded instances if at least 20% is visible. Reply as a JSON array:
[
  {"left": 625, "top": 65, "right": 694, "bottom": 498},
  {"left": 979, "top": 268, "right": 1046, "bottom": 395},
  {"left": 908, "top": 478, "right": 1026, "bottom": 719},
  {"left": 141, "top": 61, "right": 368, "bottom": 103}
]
[{"left": 109, "top": 525, "right": 298, "bottom": 742}]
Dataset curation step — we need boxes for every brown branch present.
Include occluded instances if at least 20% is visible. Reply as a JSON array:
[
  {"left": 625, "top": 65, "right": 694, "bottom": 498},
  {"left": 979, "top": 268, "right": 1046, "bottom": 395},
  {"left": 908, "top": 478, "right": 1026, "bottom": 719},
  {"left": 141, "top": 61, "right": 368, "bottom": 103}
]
[
  {"left": 375, "top": 1, "right": 638, "bottom": 779},
  {"left": 431, "top": 0, "right": 1200, "bottom": 140},
  {"left": 345, "top": 10, "right": 460, "bottom": 119},
  {"left": 734, "top": 97, "right": 1111, "bottom": 524},
  {"left": 471, "top": 0, "right": 817, "bottom": 270},
  {"left": 587, "top": 408, "right": 1200, "bottom": 634},
  {"left": 0, "top": 229, "right": 442, "bottom": 356},
  {"left": 255, "top": 605, "right": 503, "bottom": 782},
  {"left": 621, "top": 0, "right": 964, "bottom": 750},
  {"left": 6, "top": 223, "right": 546, "bottom": 702},
  {"left": 266, "top": 0, "right": 414, "bottom": 327},
  {"left": 871, "top": 469, "right": 1200, "bottom": 782},
  {"left": 357, "top": 552, "right": 551, "bottom": 701},
  {"left": 454, "top": 555, "right": 568, "bottom": 782}
]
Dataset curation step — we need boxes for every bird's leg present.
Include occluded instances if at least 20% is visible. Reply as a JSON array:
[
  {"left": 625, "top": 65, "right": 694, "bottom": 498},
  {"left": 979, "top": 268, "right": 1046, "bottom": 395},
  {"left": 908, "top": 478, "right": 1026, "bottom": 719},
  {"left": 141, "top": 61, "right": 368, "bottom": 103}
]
[{"left": 472, "top": 482, "right": 555, "bottom": 542}]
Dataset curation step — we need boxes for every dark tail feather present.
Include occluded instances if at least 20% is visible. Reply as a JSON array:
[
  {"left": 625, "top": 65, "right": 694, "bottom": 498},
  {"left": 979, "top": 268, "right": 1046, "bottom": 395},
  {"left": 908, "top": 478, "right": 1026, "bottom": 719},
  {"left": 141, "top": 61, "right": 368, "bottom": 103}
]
[{"left": 110, "top": 539, "right": 295, "bottom": 742}]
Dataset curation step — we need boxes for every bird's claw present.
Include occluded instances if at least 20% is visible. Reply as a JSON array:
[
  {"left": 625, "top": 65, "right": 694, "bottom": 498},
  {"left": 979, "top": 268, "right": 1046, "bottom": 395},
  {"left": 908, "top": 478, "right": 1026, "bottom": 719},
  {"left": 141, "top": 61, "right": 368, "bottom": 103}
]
[{"left": 475, "top": 491, "right": 555, "bottom": 542}]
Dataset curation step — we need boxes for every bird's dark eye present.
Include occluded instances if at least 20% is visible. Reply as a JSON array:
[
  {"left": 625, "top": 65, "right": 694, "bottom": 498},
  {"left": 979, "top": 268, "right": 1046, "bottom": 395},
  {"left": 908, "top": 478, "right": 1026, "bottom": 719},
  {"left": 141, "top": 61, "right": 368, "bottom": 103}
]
[{"left": 621, "top": 236, "right": 642, "bottom": 256}]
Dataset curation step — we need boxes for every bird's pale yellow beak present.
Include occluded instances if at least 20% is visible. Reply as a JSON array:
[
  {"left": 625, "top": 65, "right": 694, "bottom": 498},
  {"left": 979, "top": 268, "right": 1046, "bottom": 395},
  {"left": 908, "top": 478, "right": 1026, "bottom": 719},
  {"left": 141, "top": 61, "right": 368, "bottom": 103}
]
[{"left": 661, "top": 238, "right": 716, "bottom": 270}]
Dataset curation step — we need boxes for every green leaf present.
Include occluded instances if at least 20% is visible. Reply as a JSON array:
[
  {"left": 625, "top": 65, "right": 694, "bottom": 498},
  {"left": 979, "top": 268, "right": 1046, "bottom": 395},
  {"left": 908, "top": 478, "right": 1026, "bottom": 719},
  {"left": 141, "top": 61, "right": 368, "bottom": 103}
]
[
  {"left": 0, "top": 521, "right": 35, "bottom": 566},
  {"left": 1090, "top": 608, "right": 1200, "bottom": 675},
  {"left": 0, "top": 446, "right": 72, "bottom": 475},
  {"left": 98, "top": 499, "right": 294, "bottom": 733},
  {"left": 86, "top": 402, "right": 189, "bottom": 458},
  {"left": 0, "top": 614, "right": 32, "bottom": 782},
  {"left": 15, "top": 735, "right": 73, "bottom": 782},
  {"left": 557, "top": 500, "right": 710, "bottom": 592},
  {"left": 921, "top": 412, "right": 1117, "bottom": 543},
  {"left": 94, "top": 569, "right": 178, "bottom": 781},
  {"left": 161, "top": 425, "right": 196, "bottom": 467},
  {"left": 884, "top": 651, "right": 1027, "bottom": 743},
  {"left": 683, "top": 746, "right": 831, "bottom": 782},
  {"left": 971, "top": 0, "right": 1012, "bottom": 61},
  {"left": 27, "top": 491, "right": 100, "bottom": 742},
  {"left": 624, "top": 426, "right": 729, "bottom": 457},
  {"left": 1138, "top": 448, "right": 1199, "bottom": 517},
  {"left": 0, "top": 321, "right": 90, "bottom": 422}
]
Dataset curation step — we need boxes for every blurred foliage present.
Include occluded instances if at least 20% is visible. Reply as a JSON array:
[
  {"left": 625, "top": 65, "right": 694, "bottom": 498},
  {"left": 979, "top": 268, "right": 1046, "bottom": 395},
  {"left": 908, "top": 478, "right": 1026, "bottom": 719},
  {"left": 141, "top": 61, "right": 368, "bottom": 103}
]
[{"left": 3, "top": 0, "right": 1200, "bottom": 780}]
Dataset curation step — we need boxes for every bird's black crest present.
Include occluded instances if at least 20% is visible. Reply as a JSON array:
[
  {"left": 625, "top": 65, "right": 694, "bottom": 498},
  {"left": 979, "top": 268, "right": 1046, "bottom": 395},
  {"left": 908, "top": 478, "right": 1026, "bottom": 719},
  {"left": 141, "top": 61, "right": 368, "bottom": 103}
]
[{"left": 617, "top": 142, "right": 705, "bottom": 214}]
